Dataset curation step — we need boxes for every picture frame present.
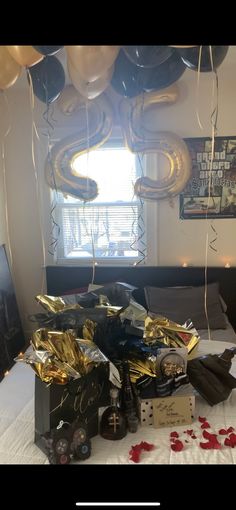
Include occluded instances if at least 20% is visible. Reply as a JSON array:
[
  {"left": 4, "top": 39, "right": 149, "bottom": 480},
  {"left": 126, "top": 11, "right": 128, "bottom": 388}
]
[{"left": 180, "top": 136, "right": 236, "bottom": 219}]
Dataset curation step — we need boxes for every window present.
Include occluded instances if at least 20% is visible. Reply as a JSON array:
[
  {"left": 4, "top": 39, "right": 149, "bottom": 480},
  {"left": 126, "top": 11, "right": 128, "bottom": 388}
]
[{"left": 55, "top": 138, "right": 145, "bottom": 264}]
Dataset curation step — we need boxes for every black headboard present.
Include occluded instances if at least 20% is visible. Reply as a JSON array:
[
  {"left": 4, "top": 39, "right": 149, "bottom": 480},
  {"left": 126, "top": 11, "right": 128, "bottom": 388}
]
[{"left": 46, "top": 265, "right": 236, "bottom": 331}]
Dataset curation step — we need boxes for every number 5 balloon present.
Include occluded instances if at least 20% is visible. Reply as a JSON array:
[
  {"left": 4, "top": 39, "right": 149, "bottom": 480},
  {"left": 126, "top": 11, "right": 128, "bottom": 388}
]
[
  {"left": 119, "top": 84, "right": 192, "bottom": 200},
  {"left": 45, "top": 93, "right": 114, "bottom": 201}
]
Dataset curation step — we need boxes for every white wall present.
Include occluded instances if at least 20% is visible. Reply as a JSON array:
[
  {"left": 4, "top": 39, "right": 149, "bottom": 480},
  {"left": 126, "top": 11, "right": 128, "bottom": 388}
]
[
  {"left": 144, "top": 65, "right": 236, "bottom": 267},
  {"left": 1, "top": 53, "right": 236, "bottom": 341}
]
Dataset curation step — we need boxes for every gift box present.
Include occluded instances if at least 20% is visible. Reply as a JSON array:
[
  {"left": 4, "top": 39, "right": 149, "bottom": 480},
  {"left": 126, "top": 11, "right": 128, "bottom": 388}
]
[{"left": 35, "top": 362, "right": 110, "bottom": 454}]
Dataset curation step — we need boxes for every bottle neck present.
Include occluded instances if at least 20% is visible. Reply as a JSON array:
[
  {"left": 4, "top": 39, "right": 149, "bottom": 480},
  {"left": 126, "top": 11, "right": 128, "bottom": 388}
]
[
  {"left": 122, "top": 363, "right": 131, "bottom": 384},
  {"left": 111, "top": 396, "right": 118, "bottom": 407}
]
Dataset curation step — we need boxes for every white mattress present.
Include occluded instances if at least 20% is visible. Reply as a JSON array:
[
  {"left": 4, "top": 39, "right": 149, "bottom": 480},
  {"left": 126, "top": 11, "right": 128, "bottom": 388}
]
[{"left": 0, "top": 339, "right": 236, "bottom": 464}]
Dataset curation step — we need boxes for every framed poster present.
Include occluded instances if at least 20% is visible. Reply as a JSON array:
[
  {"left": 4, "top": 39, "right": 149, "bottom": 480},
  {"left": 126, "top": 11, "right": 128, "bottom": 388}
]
[
  {"left": 180, "top": 136, "right": 236, "bottom": 219},
  {"left": 0, "top": 244, "right": 25, "bottom": 380}
]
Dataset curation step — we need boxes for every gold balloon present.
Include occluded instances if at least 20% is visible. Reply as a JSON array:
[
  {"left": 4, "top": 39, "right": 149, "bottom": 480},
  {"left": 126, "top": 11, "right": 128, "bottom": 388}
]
[
  {"left": 6, "top": 46, "right": 44, "bottom": 67},
  {"left": 66, "top": 45, "right": 120, "bottom": 82},
  {"left": 57, "top": 84, "right": 84, "bottom": 115},
  {"left": 119, "top": 85, "right": 192, "bottom": 200},
  {"left": 68, "top": 58, "right": 114, "bottom": 99},
  {"left": 0, "top": 47, "right": 21, "bottom": 89},
  {"left": 45, "top": 92, "right": 114, "bottom": 201}
]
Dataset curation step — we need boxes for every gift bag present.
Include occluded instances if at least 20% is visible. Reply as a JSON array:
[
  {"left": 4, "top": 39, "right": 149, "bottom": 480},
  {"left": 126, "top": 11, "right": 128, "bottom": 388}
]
[{"left": 35, "top": 363, "right": 109, "bottom": 454}]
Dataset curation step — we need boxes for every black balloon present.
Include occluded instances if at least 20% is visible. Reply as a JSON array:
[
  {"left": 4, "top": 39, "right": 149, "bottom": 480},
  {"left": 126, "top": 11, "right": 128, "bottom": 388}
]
[
  {"left": 111, "top": 49, "right": 186, "bottom": 97},
  {"left": 29, "top": 56, "right": 65, "bottom": 103},
  {"left": 33, "top": 46, "right": 64, "bottom": 56},
  {"left": 111, "top": 49, "right": 145, "bottom": 98},
  {"left": 123, "top": 45, "right": 173, "bottom": 68},
  {"left": 178, "top": 46, "right": 229, "bottom": 72},
  {"left": 141, "top": 49, "right": 187, "bottom": 92}
]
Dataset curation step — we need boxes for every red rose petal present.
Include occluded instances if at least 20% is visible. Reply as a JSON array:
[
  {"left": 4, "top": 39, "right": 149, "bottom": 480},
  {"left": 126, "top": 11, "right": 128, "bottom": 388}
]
[
  {"left": 227, "top": 427, "right": 235, "bottom": 434},
  {"left": 229, "top": 433, "right": 236, "bottom": 446},
  {"left": 186, "top": 429, "right": 194, "bottom": 436},
  {"left": 171, "top": 440, "right": 184, "bottom": 452},
  {"left": 192, "top": 435, "right": 197, "bottom": 439},
  {"left": 170, "top": 432, "right": 179, "bottom": 438},
  {"left": 130, "top": 446, "right": 142, "bottom": 452},
  {"left": 198, "top": 416, "right": 207, "bottom": 423},
  {"left": 140, "top": 441, "right": 155, "bottom": 451},
  {"left": 224, "top": 435, "right": 236, "bottom": 448},
  {"left": 201, "top": 421, "right": 211, "bottom": 429},
  {"left": 202, "top": 430, "right": 218, "bottom": 442},
  {"left": 200, "top": 441, "right": 221, "bottom": 450},
  {"left": 219, "top": 429, "right": 228, "bottom": 435},
  {"left": 130, "top": 449, "right": 141, "bottom": 463},
  {"left": 224, "top": 438, "right": 232, "bottom": 447}
]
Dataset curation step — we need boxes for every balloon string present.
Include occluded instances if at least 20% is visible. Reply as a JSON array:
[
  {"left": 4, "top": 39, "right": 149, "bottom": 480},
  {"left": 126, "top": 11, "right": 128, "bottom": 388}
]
[
  {"left": 91, "top": 228, "right": 96, "bottom": 284},
  {"left": 41, "top": 82, "right": 61, "bottom": 258},
  {"left": 135, "top": 196, "right": 147, "bottom": 265},
  {"left": 130, "top": 152, "right": 147, "bottom": 265},
  {"left": 196, "top": 45, "right": 204, "bottom": 130},
  {"left": 28, "top": 70, "right": 46, "bottom": 295},
  {"left": 0, "top": 91, "right": 13, "bottom": 270},
  {"left": 203, "top": 46, "right": 219, "bottom": 341},
  {"left": 85, "top": 99, "right": 97, "bottom": 280}
]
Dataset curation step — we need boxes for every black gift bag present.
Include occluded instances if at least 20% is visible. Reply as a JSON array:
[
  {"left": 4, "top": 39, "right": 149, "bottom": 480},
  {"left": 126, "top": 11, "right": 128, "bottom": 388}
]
[{"left": 35, "top": 363, "right": 110, "bottom": 454}]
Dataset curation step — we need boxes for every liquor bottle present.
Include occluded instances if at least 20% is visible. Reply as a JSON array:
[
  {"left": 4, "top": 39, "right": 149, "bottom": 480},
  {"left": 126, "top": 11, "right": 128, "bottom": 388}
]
[
  {"left": 121, "top": 361, "right": 139, "bottom": 433},
  {"left": 100, "top": 387, "right": 127, "bottom": 440}
]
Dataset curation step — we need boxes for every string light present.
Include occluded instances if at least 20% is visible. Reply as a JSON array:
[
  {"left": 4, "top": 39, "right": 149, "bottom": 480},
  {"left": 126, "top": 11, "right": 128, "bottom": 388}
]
[
  {"left": 4, "top": 370, "right": 9, "bottom": 376},
  {"left": 182, "top": 262, "right": 188, "bottom": 267},
  {"left": 225, "top": 263, "right": 231, "bottom": 268}
]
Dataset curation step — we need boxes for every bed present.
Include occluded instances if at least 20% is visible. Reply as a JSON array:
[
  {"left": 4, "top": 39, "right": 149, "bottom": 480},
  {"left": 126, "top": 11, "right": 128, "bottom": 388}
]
[
  {"left": 1, "top": 265, "right": 236, "bottom": 465},
  {"left": 0, "top": 339, "right": 236, "bottom": 464},
  {"left": 46, "top": 265, "right": 236, "bottom": 344}
]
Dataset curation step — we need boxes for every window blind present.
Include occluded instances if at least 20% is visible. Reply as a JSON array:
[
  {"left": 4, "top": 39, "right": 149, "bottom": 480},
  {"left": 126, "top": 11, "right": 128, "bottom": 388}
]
[{"left": 55, "top": 146, "right": 143, "bottom": 261}]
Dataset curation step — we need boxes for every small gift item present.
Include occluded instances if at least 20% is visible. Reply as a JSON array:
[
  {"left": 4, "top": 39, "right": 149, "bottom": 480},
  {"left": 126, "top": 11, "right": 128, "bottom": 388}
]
[{"left": 43, "top": 418, "right": 91, "bottom": 464}]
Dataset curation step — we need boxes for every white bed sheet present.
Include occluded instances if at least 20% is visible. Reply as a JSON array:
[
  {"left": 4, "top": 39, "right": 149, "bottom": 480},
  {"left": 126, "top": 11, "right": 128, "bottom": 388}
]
[{"left": 0, "top": 339, "right": 236, "bottom": 464}]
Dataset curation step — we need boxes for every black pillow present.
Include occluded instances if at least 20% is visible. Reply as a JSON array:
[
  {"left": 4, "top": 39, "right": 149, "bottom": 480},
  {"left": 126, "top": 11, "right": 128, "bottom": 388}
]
[{"left": 144, "top": 282, "right": 227, "bottom": 329}]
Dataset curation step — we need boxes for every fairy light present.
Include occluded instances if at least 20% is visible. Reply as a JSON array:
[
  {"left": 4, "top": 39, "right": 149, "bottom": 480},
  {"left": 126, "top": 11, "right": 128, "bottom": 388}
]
[
  {"left": 225, "top": 263, "right": 231, "bottom": 268},
  {"left": 4, "top": 370, "right": 9, "bottom": 376},
  {"left": 182, "top": 262, "right": 188, "bottom": 267}
]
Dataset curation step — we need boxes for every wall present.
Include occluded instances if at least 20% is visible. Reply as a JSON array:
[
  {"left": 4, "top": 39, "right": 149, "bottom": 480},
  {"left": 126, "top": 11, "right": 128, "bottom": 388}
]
[
  {"left": 1, "top": 52, "right": 236, "bottom": 340},
  {"left": 145, "top": 65, "right": 236, "bottom": 267}
]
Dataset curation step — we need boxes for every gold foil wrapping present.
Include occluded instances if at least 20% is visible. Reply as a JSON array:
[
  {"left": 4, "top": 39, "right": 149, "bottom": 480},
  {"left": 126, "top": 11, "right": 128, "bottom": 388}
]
[
  {"left": 31, "top": 328, "right": 85, "bottom": 373},
  {"left": 15, "top": 350, "right": 70, "bottom": 384},
  {"left": 16, "top": 329, "right": 110, "bottom": 384},
  {"left": 128, "top": 355, "right": 157, "bottom": 383},
  {"left": 35, "top": 294, "right": 82, "bottom": 312},
  {"left": 82, "top": 319, "right": 96, "bottom": 341},
  {"left": 144, "top": 316, "right": 199, "bottom": 354}
]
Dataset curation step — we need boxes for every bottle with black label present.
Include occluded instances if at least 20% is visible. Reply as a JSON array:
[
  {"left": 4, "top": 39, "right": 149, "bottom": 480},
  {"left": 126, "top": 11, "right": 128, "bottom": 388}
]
[
  {"left": 100, "top": 387, "right": 127, "bottom": 440},
  {"left": 121, "top": 360, "right": 139, "bottom": 433}
]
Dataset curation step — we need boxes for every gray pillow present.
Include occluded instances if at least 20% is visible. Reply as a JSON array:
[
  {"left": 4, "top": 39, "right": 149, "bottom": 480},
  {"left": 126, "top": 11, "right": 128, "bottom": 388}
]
[{"left": 144, "top": 282, "right": 227, "bottom": 329}]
